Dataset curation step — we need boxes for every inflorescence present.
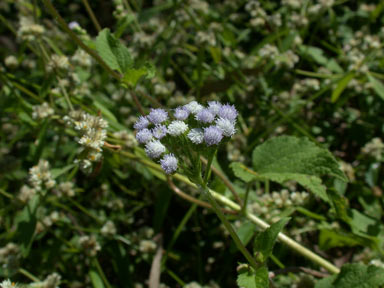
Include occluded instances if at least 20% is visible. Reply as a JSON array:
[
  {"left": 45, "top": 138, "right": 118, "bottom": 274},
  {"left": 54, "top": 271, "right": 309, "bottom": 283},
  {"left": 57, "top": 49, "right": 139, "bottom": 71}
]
[{"left": 134, "top": 101, "right": 238, "bottom": 175}]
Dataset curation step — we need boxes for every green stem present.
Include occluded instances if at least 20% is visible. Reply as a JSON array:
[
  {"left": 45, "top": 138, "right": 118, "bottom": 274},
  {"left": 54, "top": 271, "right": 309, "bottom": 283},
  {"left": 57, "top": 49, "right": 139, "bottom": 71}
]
[
  {"left": 93, "top": 258, "right": 112, "bottom": 288},
  {"left": 203, "top": 149, "right": 216, "bottom": 185},
  {"left": 18, "top": 268, "right": 40, "bottom": 282},
  {"left": 42, "top": 0, "right": 121, "bottom": 81},
  {"left": 116, "top": 150, "right": 341, "bottom": 274},
  {"left": 242, "top": 182, "right": 252, "bottom": 214},
  {"left": 81, "top": 0, "right": 102, "bottom": 32},
  {"left": 200, "top": 184, "right": 259, "bottom": 270}
]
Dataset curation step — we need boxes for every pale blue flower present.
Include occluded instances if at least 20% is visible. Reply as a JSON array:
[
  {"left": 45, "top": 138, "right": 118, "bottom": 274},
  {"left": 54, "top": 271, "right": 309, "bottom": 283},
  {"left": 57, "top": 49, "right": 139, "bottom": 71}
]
[
  {"left": 195, "top": 109, "right": 215, "bottom": 123},
  {"left": 218, "top": 104, "right": 238, "bottom": 122},
  {"left": 208, "top": 101, "right": 222, "bottom": 115},
  {"left": 174, "top": 107, "right": 190, "bottom": 120},
  {"left": 134, "top": 116, "right": 150, "bottom": 130},
  {"left": 152, "top": 125, "right": 167, "bottom": 139},
  {"left": 160, "top": 154, "right": 178, "bottom": 174},
  {"left": 136, "top": 128, "right": 153, "bottom": 144},
  {"left": 147, "top": 108, "right": 168, "bottom": 124},
  {"left": 204, "top": 126, "right": 223, "bottom": 146}
]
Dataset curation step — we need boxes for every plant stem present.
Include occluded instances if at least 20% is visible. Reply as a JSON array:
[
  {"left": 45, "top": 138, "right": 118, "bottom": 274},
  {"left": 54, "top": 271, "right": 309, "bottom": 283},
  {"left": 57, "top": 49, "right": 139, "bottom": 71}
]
[
  {"left": 114, "top": 149, "right": 341, "bottom": 274},
  {"left": 203, "top": 149, "right": 216, "bottom": 185},
  {"left": 242, "top": 181, "right": 252, "bottom": 214},
  {"left": 81, "top": 0, "right": 102, "bottom": 32},
  {"left": 42, "top": 0, "right": 121, "bottom": 81},
  {"left": 19, "top": 268, "right": 40, "bottom": 282},
  {"left": 199, "top": 149, "right": 259, "bottom": 270},
  {"left": 200, "top": 184, "right": 259, "bottom": 270}
]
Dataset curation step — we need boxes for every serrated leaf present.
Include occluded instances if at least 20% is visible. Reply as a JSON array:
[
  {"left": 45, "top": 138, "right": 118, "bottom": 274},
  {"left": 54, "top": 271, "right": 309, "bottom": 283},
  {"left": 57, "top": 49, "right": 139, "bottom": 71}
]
[
  {"left": 95, "top": 29, "right": 132, "bottom": 74},
  {"left": 331, "top": 73, "right": 355, "bottom": 103},
  {"left": 315, "top": 263, "right": 384, "bottom": 288},
  {"left": 261, "top": 172, "right": 328, "bottom": 202},
  {"left": 254, "top": 218, "right": 290, "bottom": 263},
  {"left": 318, "top": 229, "right": 364, "bottom": 250},
  {"left": 248, "top": 136, "right": 347, "bottom": 202},
  {"left": 237, "top": 265, "right": 269, "bottom": 288},
  {"left": 367, "top": 74, "right": 384, "bottom": 100},
  {"left": 252, "top": 136, "right": 347, "bottom": 181}
]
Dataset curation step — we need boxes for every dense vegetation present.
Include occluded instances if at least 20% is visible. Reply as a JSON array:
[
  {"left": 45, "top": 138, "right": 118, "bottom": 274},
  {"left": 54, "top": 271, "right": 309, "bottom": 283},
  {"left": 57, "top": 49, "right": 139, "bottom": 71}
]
[{"left": 1, "top": 0, "right": 384, "bottom": 287}]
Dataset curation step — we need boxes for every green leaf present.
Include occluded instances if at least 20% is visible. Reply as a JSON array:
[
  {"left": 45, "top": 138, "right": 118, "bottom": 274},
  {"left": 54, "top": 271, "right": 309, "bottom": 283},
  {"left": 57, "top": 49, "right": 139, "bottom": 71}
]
[
  {"left": 237, "top": 265, "right": 269, "bottom": 288},
  {"left": 254, "top": 218, "right": 290, "bottom": 263},
  {"left": 318, "top": 229, "right": 364, "bottom": 250},
  {"left": 299, "top": 45, "right": 343, "bottom": 73},
  {"left": 248, "top": 136, "right": 347, "bottom": 202},
  {"left": 15, "top": 195, "right": 40, "bottom": 257},
  {"left": 367, "top": 74, "right": 384, "bottom": 100},
  {"left": 122, "top": 62, "right": 155, "bottom": 88},
  {"left": 331, "top": 73, "right": 355, "bottom": 103},
  {"left": 89, "top": 269, "right": 105, "bottom": 288},
  {"left": 230, "top": 162, "right": 259, "bottom": 183},
  {"left": 51, "top": 164, "right": 75, "bottom": 179},
  {"left": 315, "top": 263, "right": 384, "bottom": 288},
  {"left": 95, "top": 28, "right": 132, "bottom": 74}
]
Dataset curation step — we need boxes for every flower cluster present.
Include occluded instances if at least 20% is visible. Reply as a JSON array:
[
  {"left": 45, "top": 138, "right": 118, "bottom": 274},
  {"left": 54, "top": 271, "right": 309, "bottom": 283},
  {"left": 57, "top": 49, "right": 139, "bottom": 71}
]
[
  {"left": 29, "top": 160, "right": 56, "bottom": 191},
  {"left": 64, "top": 110, "right": 108, "bottom": 170},
  {"left": 134, "top": 101, "right": 238, "bottom": 175},
  {"left": 32, "top": 102, "right": 54, "bottom": 120}
]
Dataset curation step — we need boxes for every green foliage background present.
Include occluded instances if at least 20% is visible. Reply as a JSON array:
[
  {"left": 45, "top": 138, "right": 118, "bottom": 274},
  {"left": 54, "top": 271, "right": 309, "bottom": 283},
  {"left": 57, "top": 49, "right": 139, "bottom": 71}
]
[{"left": 1, "top": 0, "right": 384, "bottom": 287}]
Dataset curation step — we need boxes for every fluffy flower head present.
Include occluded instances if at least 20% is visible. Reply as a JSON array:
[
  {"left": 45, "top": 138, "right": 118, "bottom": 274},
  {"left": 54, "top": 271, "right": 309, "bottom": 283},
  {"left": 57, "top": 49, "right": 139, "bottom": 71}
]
[
  {"left": 218, "top": 104, "right": 238, "bottom": 122},
  {"left": 145, "top": 140, "right": 166, "bottom": 159},
  {"left": 147, "top": 108, "right": 168, "bottom": 124},
  {"left": 188, "top": 128, "right": 204, "bottom": 144},
  {"left": 136, "top": 128, "right": 153, "bottom": 144},
  {"left": 167, "top": 120, "right": 188, "bottom": 136},
  {"left": 174, "top": 107, "right": 190, "bottom": 120},
  {"left": 216, "top": 118, "right": 236, "bottom": 137},
  {"left": 160, "top": 154, "right": 178, "bottom": 174},
  {"left": 204, "top": 126, "right": 223, "bottom": 146},
  {"left": 152, "top": 125, "right": 167, "bottom": 139},
  {"left": 195, "top": 109, "right": 215, "bottom": 123},
  {"left": 184, "top": 101, "right": 204, "bottom": 114},
  {"left": 134, "top": 116, "right": 150, "bottom": 130},
  {"left": 207, "top": 101, "right": 222, "bottom": 115}
]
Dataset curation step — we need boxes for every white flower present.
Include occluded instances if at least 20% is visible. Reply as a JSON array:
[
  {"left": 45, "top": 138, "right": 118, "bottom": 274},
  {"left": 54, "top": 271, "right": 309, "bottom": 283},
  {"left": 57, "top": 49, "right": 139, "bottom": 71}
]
[
  {"left": 216, "top": 118, "right": 236, "bottom": 137},
  {"left": 187, "top": 128, "right": 204, "bottom": 144},
  {"left": 0, "top": 280, "right": 16, "bottom": 288},
  {"left": 184, "top": 101, "right": 204, "bottom": 114},
  {"left": 145, "top": 140, "right": 166, "bottom": 159},
  {"left": 167, "top": 120, "right": 188, "bottom": 136}
]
